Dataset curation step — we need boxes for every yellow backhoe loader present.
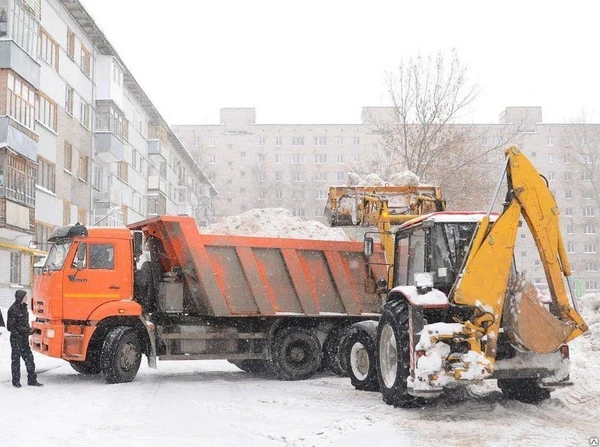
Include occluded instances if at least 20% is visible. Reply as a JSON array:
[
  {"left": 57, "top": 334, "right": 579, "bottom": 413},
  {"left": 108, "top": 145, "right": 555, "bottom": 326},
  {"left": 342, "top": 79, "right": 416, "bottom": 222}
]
[{"left": 345, "top": 146, "right": 588, "bottom": 405}]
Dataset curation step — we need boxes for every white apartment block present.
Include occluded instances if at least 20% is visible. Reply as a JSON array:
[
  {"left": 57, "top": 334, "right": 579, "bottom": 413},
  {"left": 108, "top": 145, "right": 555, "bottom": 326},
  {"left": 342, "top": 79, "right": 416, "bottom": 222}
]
[
  {"left": 174, "top": 106, "right": 599, "bottom": 296},
  {"left": 0, "top": 0, "right": 215, "bottom": 307}
]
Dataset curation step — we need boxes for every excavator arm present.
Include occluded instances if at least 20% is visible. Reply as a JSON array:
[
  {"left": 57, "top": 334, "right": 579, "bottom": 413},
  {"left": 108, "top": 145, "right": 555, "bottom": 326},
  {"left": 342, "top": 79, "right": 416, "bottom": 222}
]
[{"left": 450, "top": 146, "right": 587, "bottom": 367}]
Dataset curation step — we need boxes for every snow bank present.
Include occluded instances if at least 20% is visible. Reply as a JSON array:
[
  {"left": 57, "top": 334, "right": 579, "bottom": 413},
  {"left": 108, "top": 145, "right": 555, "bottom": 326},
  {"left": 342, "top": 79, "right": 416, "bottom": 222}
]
[
  {"left": 200, "top": 208, "right": 349, "bottom": 241},
  {"left": 574, "top": 293, "right": 600, "bottom": 352}
]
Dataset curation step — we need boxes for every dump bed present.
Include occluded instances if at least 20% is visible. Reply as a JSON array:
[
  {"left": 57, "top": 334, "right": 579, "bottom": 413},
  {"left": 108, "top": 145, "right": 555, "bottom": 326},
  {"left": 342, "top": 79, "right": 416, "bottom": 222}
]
[{"left": 128, "top": 216, "right": 385, "bottom": 318}]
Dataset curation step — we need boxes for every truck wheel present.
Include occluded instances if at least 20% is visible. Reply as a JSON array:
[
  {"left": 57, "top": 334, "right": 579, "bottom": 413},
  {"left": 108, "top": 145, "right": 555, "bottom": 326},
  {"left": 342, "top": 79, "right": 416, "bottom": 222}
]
[
  {"left": 69, "top": 354, "right": 101, "bottom": 375},
  {"left": 346, "top": 323, "right": 379, "bottom": 391},
  {"left": 100, "top": 326, "right": 142, "bottom": 384},
  {"left": 497, "top": 378, "right": 551, "bottom": 403},
  {"left": 229, "top": 359, "right": 269, "bottom": 374},
  {"left": 377, "top": 300, "right": 419, "bottom": 407},
  {"left": 269, "top": 327, "right": 322, "bottom": 380},
  {"left": 323, "top": 326, "right": 350, "bottom": 376}
]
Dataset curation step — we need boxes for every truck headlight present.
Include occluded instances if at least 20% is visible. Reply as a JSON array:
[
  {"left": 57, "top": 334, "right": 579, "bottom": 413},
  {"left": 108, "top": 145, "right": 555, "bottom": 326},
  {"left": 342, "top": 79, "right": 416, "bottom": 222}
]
[{"left": 46, "top": 329, "right": 55, "bottom": 339}]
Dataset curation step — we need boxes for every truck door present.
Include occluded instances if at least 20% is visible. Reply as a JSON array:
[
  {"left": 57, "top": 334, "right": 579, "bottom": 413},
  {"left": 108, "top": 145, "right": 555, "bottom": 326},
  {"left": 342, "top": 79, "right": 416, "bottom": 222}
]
[{"left": 62, "top": 240, "right": 131, "bottom": 321}]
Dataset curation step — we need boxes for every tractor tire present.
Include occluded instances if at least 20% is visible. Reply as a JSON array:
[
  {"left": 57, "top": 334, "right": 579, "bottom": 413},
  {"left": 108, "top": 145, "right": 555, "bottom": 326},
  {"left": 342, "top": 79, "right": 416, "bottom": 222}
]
[
  {"left": 229, "top": 359, "right": 270, "bottom": 374},
  {"left": 100, "top": 326, "right": 142, "bottom": 384},
  {"left": 377, "top": 300, "right": 420, "bottom": 407},
  {"left": 69, "top": 352, "right": 101, "bottom": 375},
  {"left": 497, "top": 378, "right": 551, "bottom": 403},
  {"left": 269, "top": 326, "right": 322, "bottom": 381},
  {"left": 323, "top": 326, "right": 351, "bottom": 376},
  {"left": 346, "top": 322, "right": 379, "bottom": 391}
]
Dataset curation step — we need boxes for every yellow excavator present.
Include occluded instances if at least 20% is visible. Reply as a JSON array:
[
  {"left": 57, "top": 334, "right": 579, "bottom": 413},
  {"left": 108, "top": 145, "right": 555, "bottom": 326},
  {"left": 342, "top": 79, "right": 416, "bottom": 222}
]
[{"left": 344, "top": 146, "right": 588, "bottom": 406}]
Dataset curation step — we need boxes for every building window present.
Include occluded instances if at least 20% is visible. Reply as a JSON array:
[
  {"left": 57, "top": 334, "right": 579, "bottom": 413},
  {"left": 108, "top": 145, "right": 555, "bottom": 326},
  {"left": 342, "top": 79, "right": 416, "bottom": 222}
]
[
  {"left": 258, "top": 154, "right": 265, "bottom": 163},
  {"left": 314, "top": 208, "right": 325, "bottom": 218},
  {"left": 258, "top": 190, "right": 265, "bottom": 200},
  {"left": 37, "top": 157, "right": 55, "bottom": 193},
  {"left": 0, "top": 149, "right": 35, "bottom": 207},
  {"left": 564, "top": 154, "right": 571, "bottom": 164},
  {"left": 10, "top": 252, "right": 21, "bottom": 284},
  {"left": 35, "top": 222, "right": 55, "bottom": 245},
  {"left": 93, "top": 165, "right": 103, "bottom": 190},
  {"left": 292, "top": 208, "right": 305, "bottom": 217},
  {"left": 258, "top": 137, "right": 265, "bottom": 146},
  {"left": 7, "top": 72, "right": 35, "bottom": 129},
  {"left": 80, "top": 45, "right": 91, "bottom": 76},
  {"left": 65, "top": 85, "right": 74, "bottom": 116},
  {"left": 80, "top": 101, "right": 91, "bottom": 129},
  {"left": 336, "top": 136, "right": 343, "bottom": 146},
  {"left": 548, "top": 172, "right": 555, "bottom": 181},
  {"left": 583, "top": 207, "right": 596, "bottom": 217},
  {"left": 584, "top": 224, "right": 596, "bottom": 235},
  {"left": 585, "top": 262, "right": 598, "bottom": 272},
  {"left": 118, "top": 161, "right": 128, "bottom": 182},
  {"left": 7, "top": 0, "right": 37, "bottom": 56},
  {"left": 316, "top": 190, "right": 328, "bottom": 200},
  {"left": 353, "top": 136, "right": 361, "bottom": 146},
  {"left": 208, "top": 137, "right": 216, "bottom": 147},
  {"left": 337, "top": 172, "right": 345, "bottom": 182},
  {"left": 565, "top": 208, "right": 573, "bottom": 217},
  {"left": 337, "top": 155, "right": 344, "bottom": 164},
  {"left": 258, "top": 171, "right": 266, "bottom": 182},
  {"left": 564, "top": 172, "right": 572, "bottom": 181},
  {"left": 275, "top": 136, "right": 282, "bottom": 146},
  {"left": 583, "top": 154, "right": 593, "bottom": 164},
  {"left": 112, "top": 61, "right": 124, "bottom": 87},
  {"left": 63, "top": 200, "right": 71, "bottom": 225},
  {"left": 292, "top": 154, "right": 305, "bottom": 164},
  {"left": 275, "top": 172, "right": 282, "bottom": 182},
  {"left": 565, "top": 190, "right": 572, "bottom": 200},
  {"left": 566, "top": 242, "right": 575, "bottom": 254},
  {"left": 314, "top": 172, "right": 327, "bottom": 182},
  {"left": 315, "top": 154, "right": 327, "bottom": 164},
  {"left": 582, "top": 171, "right": 592, "bottom": 181},
  {"left": 240, "top": 151, "right": 246, "bottom": 157},
  {"left": 584, "top": 243, "right": 597, "bottom": 253},
  {"left": 292, "top": 172, "right": 306, "bottom": 182},
  {"left": 353, "top": 154, "right": 360, "bottom": 163},
  {"left": 315, "top": 137, "right": 327, "bottom": 146},
  {"left": 275, "top": 189, "right": 282, "bottom": 199},
  {"left": 547, "top": 136, "right": 554, "bottom": 146},
  {"left": 35, "top": 93, "right": 57, "bottom": 131},
  {"left": 585, "top": 281, "right": 599, "bottom": 291},
  {"left": 77, "top": 207, "right": 87, "bottom": 225},
  {"left": 39, "top": 27, "right": 59, "bottom": 71},
  {"left": 548, "top": 154, "right": 554, "bottom": 164},
  {"left": 208, "top": 154, "right": 216, "bottom": 164},
  {"left": 566, "top": 225, "right": 573, "bottom": 234},
  {"left": 67, "top": 28, "right": 75, "bottom": 59},
  {"left": 78, "top": 155, "right": 89, "bottom": 182},
  {"left": 64, "top": 142, "right": 73, "bottom": 172},
  {"left": 584, "top": 190, "right": 593, "bottom": 200},
  {"left": 275, "top": 154, "right": 282, "bottom": 164},
  {"left": 292, "top": 137, "right": 304, "bottom": 146}
]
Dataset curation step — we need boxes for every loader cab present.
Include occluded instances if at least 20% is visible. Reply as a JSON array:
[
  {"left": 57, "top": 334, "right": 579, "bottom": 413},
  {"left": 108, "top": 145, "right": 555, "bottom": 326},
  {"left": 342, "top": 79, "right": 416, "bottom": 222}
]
[{"left": 392, "top": 213, "right": 492, "bottom": 295}]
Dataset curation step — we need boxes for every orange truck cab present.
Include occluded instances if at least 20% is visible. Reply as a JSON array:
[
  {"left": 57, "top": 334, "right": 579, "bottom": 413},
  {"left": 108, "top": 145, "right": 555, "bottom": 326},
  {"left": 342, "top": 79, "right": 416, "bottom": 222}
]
[{"left": 31, "top": 216, "right": 384, "bottom": 383}]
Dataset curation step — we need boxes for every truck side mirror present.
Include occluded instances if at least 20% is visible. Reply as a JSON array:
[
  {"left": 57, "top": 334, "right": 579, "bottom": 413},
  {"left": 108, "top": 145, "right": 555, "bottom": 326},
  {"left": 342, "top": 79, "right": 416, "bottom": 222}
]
[
  {"left": 76, "top": 243, "right": 86, "bottom": 271},
  {"left": 364, "top": 237, "right": 374, "bottom": 257}
]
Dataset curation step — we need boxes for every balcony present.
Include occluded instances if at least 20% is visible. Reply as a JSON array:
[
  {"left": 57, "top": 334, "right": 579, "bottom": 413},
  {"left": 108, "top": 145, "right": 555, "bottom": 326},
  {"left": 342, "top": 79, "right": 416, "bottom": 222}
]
[
  {"left": 94, "top": 132, "right": 124, "bottom": 164},
  {"left": 0, "top": 40, "right": 41, "bottom": 89},
  {"left": 0, "top": 198, "right": 34, "bottom": 236},
  {"left": 93, "top": 185, "right": 122, "bottom": 207},
  {"left": 148, "top": 139, "right": 167, "bottom": 162},
  {"left": 0, "top": 117, "right": 38, "bottom": 160},
  {"left": 148, "top": 175, "right": 168, "bottom": 197}
]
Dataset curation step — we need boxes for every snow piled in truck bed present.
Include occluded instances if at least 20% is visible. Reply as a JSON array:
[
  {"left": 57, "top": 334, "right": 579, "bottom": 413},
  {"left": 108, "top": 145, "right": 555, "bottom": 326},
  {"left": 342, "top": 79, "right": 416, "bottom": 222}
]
[{"left": 200, "top": 208, "right": 350, "bottom": 241}]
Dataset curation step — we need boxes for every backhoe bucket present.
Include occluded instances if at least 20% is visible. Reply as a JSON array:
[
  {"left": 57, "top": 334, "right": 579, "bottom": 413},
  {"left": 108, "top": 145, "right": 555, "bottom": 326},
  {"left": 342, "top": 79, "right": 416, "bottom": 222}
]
[{"left": 503, "top": 281, "right": 574, "bottom": 354}]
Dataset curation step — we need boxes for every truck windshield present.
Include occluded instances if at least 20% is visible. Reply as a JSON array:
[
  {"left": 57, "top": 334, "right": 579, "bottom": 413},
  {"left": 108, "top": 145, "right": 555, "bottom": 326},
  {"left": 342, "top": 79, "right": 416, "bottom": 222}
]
[
  {"left": 429, "top": 222, "right": 477, "bottom": 285},
  {"left": 45, "top": 239, "right": 72, "bottom": 271}
]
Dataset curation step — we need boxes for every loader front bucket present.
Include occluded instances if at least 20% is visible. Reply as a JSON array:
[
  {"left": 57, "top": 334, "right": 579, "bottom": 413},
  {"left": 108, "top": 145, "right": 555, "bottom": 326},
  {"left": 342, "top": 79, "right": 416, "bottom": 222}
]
[{"left": 503, "top": 281, "right": 575, "bottom": 353}]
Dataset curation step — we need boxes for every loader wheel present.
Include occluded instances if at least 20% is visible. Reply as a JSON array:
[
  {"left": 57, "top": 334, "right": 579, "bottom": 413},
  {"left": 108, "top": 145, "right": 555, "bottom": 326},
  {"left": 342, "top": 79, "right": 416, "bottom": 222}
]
[
  {"left": 497, "top": 378, "right": 551, "bottom": 403},
  {"left": 100, "top": 326, "right": 142, "bottom": 384},
  {"left": 377, "top": 300, "right": 419, "bottom": 407},
  {"left": 229, "top": 359, "right": 269, "bottom": 374},
  {"left": 346, "top": 322, "right": 379, "bottom": 391},
  {"left": 269, "top": 327, "right": 322, "bottom": 381},
  {"left": 323, "top": 326, "right": 351, "bottom": 376}
]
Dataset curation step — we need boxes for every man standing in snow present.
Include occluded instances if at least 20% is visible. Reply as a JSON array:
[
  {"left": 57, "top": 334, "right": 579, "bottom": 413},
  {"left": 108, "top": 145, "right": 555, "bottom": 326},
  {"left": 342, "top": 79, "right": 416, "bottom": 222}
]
[{"left": 7, "top": 290, "right": 43, "bottom": 388}]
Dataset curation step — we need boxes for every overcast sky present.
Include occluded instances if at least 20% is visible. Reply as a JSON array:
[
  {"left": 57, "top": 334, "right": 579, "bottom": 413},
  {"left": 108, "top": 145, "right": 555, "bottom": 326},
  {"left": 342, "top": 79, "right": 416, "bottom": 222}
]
[{"left": 78, "top": 0, "right": 599, "bottom": 126}]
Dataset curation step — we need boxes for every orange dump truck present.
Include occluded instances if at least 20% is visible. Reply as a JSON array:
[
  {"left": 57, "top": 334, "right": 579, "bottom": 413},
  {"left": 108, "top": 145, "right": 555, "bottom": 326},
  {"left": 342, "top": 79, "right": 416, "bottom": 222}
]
[{"left": 31, "top": 215, "right": 385, "bottom": 383}]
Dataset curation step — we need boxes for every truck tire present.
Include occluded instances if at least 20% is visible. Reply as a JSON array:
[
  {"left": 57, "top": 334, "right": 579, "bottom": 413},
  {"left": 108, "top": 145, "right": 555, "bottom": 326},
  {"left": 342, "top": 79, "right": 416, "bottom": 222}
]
[
  {"left": 346, "top": 322, "right": 379, "bottom": 391},
  {"left": 100, "top": 326, "right": 142, "bottom": 384},
  {"left": 323, "top": 326, "right": 351, "bottom": 376},
  {"left": 269, "top": 327, "right": 322, "bottom": 381},
  {"left": 69, "top": 354, "right": 101, "bottom": 375},
  {"left": 377, "top": 300, "right": 419, "bottom": 407},
  {"left": 229, "top": 359, "right": 269, "bottom": 374},
  {"left": 497, "top": 378, "right": 551, "bottom": 403}
]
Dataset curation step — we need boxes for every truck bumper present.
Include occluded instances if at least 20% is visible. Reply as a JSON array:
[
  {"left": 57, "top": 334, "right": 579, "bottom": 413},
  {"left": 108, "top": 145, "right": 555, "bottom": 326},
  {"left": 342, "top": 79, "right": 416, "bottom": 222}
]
[{"left": 31, "top": 321, "right": 96, "bottom": 361}]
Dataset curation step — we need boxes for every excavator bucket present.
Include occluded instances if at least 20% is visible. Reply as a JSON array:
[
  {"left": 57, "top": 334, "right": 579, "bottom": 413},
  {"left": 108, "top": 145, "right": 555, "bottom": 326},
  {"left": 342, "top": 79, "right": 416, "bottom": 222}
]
[{"left": 503, "top": 281, "right": 574, "bottom": 353}]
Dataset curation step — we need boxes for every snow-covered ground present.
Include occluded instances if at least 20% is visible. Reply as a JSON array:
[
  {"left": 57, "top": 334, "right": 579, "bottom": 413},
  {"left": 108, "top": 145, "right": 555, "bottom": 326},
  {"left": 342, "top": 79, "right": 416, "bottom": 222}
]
[{"left": 0, "top": 293, "right": 598, "bottom": 447}]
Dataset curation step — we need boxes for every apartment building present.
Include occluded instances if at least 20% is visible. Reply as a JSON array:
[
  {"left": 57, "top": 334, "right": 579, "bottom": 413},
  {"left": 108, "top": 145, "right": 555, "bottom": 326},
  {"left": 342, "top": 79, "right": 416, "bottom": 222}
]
[
  {"left": 174, "top": 106, "right": 599, "bottom": 296},
  {"left": 0, "top": 0, "right": 214, "bottom": 306}
]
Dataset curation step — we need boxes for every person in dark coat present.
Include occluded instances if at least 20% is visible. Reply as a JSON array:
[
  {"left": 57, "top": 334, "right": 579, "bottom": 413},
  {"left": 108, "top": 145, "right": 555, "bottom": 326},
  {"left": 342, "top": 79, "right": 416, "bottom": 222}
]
[{"left": 7, "top": 289, "right": 43, "bottom": 388}]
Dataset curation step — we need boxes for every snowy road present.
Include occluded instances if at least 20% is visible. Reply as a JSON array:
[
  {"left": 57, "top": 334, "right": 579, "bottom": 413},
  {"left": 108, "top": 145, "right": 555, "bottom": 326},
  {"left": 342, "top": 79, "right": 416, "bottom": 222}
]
[{"left": 1, "top": 294, "right": 598, "bottom": 447}]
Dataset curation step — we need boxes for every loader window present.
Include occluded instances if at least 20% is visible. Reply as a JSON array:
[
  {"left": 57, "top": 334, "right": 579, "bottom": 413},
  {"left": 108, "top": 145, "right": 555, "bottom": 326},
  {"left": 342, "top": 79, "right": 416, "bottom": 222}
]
[
  {"left": 429, "top": 222, "right": 477, "bottom": 286},
  {"left": 394, "top": 235, "right": 410, "bottom": 286},
  {"left": 407, "top": 228, "right": 425, "bottom": 285}
]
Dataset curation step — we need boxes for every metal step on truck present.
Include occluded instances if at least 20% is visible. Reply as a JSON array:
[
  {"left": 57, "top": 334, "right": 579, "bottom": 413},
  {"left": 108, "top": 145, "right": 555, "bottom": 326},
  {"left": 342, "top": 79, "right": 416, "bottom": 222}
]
[{"left": 30, "top": 215, "right": 388, "bottom": 383}]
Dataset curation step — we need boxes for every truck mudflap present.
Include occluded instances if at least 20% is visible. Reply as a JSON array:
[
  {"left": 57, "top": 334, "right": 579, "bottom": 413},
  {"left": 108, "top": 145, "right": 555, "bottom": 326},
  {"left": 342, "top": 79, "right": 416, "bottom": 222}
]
[{"left": 141, "top": 316, "right": 157, "bottom": 369}]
